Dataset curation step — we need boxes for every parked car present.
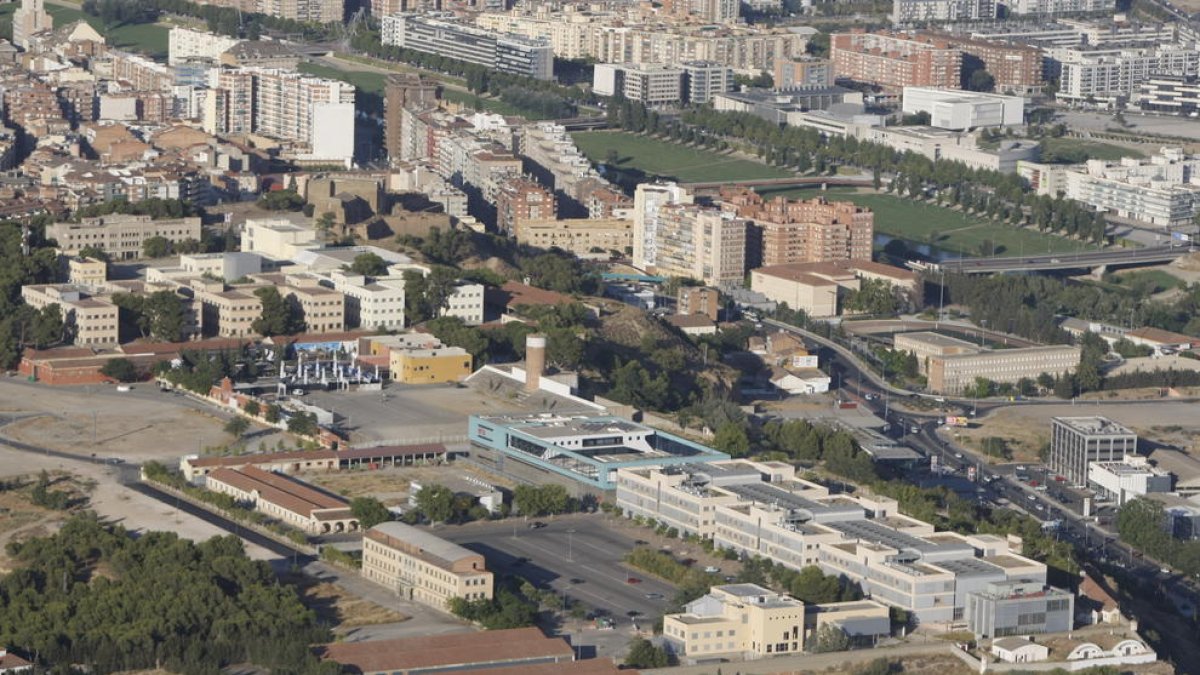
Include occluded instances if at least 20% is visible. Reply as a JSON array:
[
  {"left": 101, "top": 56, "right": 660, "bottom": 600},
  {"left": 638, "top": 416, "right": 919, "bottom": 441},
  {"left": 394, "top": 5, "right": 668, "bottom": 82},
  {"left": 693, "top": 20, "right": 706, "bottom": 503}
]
[
  {"left": 529, "top": 521, "right": 546, "bottom": 529},
  {"left": 626, "top": 577, "right": 642, "bottom": 584},
  {"left": 704, "top": 566, "right": 720, "bottom": 574}
]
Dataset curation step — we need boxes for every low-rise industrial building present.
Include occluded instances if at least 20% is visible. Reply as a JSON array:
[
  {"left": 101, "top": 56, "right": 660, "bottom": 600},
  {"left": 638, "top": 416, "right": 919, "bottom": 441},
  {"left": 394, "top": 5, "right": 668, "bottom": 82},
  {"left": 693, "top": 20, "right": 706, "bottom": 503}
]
[
  {"left": 316, "top": 627, "right": 584, "bottom": 675},
  {"left": 1050, "top": 417, "right": 1138, "bottom": 487},
  {"left": 204, "top": 465, "right": 356, "bottom": 534},
  {"left": 966, "top": 579, "right": 1075, "bottom": 638},
  {"left": 181, "top": 449, "right": 340, "bottom": 481},
  {"left": 750, "top": 261, "right": 917, "bottom": 317},
  {"left": 468, "top": 412, "right": 731, "bottom": 491},
  {"left": 361, "top": 521, "right": 494, "bottom": 611},
  {"left": 388, "top": 346, "right": 472, "bottom": 384},
  {"left": 923, "top": 345, "right": 1082, "bottom": 395}
]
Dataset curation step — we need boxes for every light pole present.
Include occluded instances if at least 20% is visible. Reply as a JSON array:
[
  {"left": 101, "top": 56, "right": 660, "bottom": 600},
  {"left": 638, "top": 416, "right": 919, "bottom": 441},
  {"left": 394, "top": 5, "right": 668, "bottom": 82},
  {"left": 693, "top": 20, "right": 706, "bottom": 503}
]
[{"left": 567, "top": 528, "right": 575, "bottom": 562}]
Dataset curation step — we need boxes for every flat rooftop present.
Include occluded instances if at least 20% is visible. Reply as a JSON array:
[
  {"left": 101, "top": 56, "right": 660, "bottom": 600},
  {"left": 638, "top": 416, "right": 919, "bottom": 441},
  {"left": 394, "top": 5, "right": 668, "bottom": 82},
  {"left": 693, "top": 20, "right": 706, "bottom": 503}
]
[
  {"left": 1052, "top": 416, "right": 1136, "bottom": 437},
  {"left": 894, "top": 331, "right": 979, "bottom": 349}
]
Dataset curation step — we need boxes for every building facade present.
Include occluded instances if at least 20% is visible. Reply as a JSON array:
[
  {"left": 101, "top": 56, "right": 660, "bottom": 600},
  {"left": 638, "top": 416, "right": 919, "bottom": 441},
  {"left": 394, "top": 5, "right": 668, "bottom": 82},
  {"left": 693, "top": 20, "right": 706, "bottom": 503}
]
[
  {"left": 513, "top": 218, "right": 633, "bottom": 257},
  {"left": 204, "top": 466, "right": 356, "bottom": 534},
  {"left": 633, "top": 182, "right": 695, "bottom": 270},
  {"left": 902, "top": 87, "right": 1025, "bottom": 129},
  {"left": 48, "top": 215, "right": 202, "bottom": 260},
  {"left": 891, "top": 0, "right": 996, "bottom": 24},
  {"left": 388, "top": 346, "right": 472, "bottom": 384},
  {"left": 965, "top": 579, "right": 1075, "bottom": 639},
  {"left": 663, "top": 585, "right": 807, "bottom": 661},
  {"left": 1088, "top": 458, "right": 1173, "bottom": 504},
  {"left": 721, "top": 188, "right": 874, "bottom": 267},
  {"left": 927, "top": 346, "right": 1082, "bottom": 395},
  {"left": 1050, "top": 416, "right": 1138, "bottom": 486},
  {"left": 653, "top": 205, "right": 748, "bottom": 288},
  {"left": 774, "top": 57, "right": 833, "bottom": 89},
  {"left": 382, "top": 15, "right": 553, "bottom": 80},
  {"left": 361, "top": 521, "right": 494, "bottom": 611},
  {"left": 831, "top": 31, "right": 962, "bottom": 91}
]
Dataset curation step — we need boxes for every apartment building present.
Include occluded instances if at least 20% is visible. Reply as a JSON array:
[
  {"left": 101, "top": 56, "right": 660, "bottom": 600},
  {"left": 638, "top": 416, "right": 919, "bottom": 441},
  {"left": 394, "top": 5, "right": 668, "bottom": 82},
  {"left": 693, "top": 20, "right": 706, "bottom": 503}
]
[
  {"left": 616, "top": 460, "right": 1052, "bottom": 624},
  {"left": 664, "top": 585, "right": 891, "bottom": 661},
  {"left": 965, "top": 579, "right": 1074, "bottom": 639},
  {"left": 21, "top": 284, "right": 119, "bottom": 347},
  {"left": 892, "top": 0, "right": 996, "bottom": 24},
  {"left": 199, "top": 288, "right": 261, "bottom": 338},
  {"left": 593, "top": 63, "right": 684, "bottom": 105},
  {"left": 382, "top": 15, "right": 553, "bottom": 80},
  {"left": 720, "top": 188, "right": 873, "bottom": 267},
  {"left": 1050, "top": 416, "right": 1138, "bottom": 486},
  {"left": 67, "top": 257, "right": 107, "bottom": 288},
  {"left": 831, "top": 31, "right": 961, "bottom": 91},
  {"left": 774, "top": 57, "right": 833, "bottom": 89},
  {"left": 284, "top": 285, "right": 344, "bottom": 334},
  {"left": 384, "top": 73, "right": 440, "bottom": 164},
  {"left": 168, "top": 26, "right": 241, "bottom": 66},
  {"left": 902, "top": 88, "right": 1025, "bottom": 130},
  {"left": 678, "top": 286, "right": 721, "bottom": 321},
  {"left": 1138, "top": 74, "right": 1200, "bottom": 116},
  {"left": 48, "top": 215, "right": 202, "bottom": 260},
  {"left": 653, "top": 205, "right": 748, "bottom": 288},
  {"left": 633, "top": 182, "right": 695, "bottom": 270},
  {"left": 108, "top": 50, "right": 175, "bottom": 91},
  {"left": 443, "top": 282, "right": 485, "bottom": 326},
  {"left": 1055, "top": 43, "right": 1200, "bottom": 105},
  {"left": 204, "top": 466, "right": 356, "bottom": 534},
  {"left": 682, "top": 61, "right": 735, "bottom": 105},
  {"left": 934, "top": 34, "right": 1043, "bottom": 93},
  {"left": 663, "top": 585, "right": 807, "bottom": 660},
  {"left": 12, "top": 0, "right": 52, "bottom": 49},
  {"left": 1022, "top": 148, "right": 1200, "bottom": 226},
  {"left": 361, "top": 521, "right": 494, "bottom": 611},
  {"left": 1007, "top": 0, "right": 1114, "bottom": 13},
  {"left": 517, "top": 122, "right": 609, "bottom": 207},
  {"left": 389, "top": 346, "right": 472, "bottom": 384},
  {"left": 494, "top": 176, "right": 557, "bottom": 234},
  {"left": 513, "top": 218, "right": 633, "bottom": 257}
]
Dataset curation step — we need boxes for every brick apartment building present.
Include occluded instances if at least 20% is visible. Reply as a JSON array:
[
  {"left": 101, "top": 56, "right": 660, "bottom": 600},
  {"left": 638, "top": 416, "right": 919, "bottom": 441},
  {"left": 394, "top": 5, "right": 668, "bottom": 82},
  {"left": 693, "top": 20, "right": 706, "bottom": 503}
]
[
  {"left": 831, "top": 31, "right": 962, "bottom": 91},
  {"left": 720, "top": 187, "right": 874, "bottom": 267},
  {"left": 929, "top": 32, "right": 1043, "bottom": 93}
]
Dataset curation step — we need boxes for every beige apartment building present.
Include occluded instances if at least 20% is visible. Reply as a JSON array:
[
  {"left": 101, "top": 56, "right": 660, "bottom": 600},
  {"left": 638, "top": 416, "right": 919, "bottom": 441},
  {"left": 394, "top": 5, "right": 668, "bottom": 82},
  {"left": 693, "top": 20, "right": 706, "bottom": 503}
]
[
  {"left": 67, "top": 257, "right": 107, "bottom": 287},
  {"left": 720, "top": 189, "right": 873, "bottom": 267},
  {"left": 514, "top": 217, "right": 634, "bottom": 258},
  {"left": 200, "top": 288, "right": 261, "bottom": 338},
  {"left": 21, "top": 284, "right": 119, "bottom": 347},
  {"left": 284, "top": 285, "right": 344, "bottom": 334},
  {"left": 362, "top": 521, "right": 494, "bottom": 612},
  {"left": 48, "top": 214, "right": 202, "bottom": 260},
  {"left": 654, "top": 205, "right": 747, "bottom": 287},
  {"left": 663, "top": 585, "right": 807, "bottom": 660}
]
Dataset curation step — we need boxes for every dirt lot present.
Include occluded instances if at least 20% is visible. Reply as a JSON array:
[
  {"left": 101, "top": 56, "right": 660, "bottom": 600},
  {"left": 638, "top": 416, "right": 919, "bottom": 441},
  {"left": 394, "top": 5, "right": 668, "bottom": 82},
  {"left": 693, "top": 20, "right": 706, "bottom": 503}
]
[
  {"left": 280, "top": 571, "right": 409, "bottom": 634},
  {"left": 958, "top": 400, "right": 1200, "bottom": 464},
  {"left": 0, "top": 472, "right": 91, "bottom": 573}
]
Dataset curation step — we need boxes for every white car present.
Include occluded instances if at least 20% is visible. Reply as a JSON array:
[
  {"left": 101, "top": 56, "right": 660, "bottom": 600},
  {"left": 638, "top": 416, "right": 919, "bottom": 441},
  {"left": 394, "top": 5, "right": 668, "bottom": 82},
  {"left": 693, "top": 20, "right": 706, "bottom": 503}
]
[{"left": 116, "top": 385, "right": 132, "bottom": 392}]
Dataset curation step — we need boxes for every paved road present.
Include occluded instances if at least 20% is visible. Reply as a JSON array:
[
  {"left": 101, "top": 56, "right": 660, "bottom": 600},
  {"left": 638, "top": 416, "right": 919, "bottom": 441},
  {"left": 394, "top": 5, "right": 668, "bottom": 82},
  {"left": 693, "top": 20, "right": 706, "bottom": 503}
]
[
  {"left": 1057, "top": 110, "right": 1200, "bottom": 142},
  {"left": 435, "top": 514, "right": 679, "bottom": 622},
  {"left": 935, "top": 244, "right": 1189, "bottom": 274}
]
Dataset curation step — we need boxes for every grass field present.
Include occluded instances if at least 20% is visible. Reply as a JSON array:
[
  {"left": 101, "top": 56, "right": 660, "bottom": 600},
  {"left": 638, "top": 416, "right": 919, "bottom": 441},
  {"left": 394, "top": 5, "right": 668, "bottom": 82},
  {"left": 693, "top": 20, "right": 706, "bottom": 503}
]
[
  {"left": 759, "top": 186, "right": 1097, "bottom": 257},
  {"left": 0, "top": 4, "right": 14, "bottom": 42},
  {"left": 298, "top": 62, "right": 386, "bottom": 95},
  {"left": 1040, "top": 137, "right": 1147, "bottom": 163},
  {"left": 1102, "top": 269, "right": 1185, "bottom": 294},
  {"left": 572, "top": 131, "right": 794, "bottom": 183},
  {"left": 39, "top": 3, "right": 171, "bottom": 59}
]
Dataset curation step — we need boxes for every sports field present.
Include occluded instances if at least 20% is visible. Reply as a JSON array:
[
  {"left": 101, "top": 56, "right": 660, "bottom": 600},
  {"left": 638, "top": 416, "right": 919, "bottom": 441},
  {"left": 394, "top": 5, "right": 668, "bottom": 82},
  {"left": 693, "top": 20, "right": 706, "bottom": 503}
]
[
  {"left": 572, "top": 131, "right": 794, "bottom": 183},
  {"left": 759, "top": 187, "right": 1098, "bottom": 257}
]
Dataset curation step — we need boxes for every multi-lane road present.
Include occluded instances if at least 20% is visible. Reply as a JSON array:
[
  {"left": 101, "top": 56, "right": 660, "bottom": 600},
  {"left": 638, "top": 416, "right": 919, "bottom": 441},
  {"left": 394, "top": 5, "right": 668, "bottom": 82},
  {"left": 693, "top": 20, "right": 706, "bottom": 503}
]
[{"left": 932, "top": 244, "right": 1190, "bottom": 274}]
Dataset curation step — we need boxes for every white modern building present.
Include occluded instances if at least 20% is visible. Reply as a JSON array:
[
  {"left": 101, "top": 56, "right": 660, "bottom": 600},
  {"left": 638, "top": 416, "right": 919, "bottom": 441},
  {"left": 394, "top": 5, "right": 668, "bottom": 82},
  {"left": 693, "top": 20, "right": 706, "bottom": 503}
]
[
  {"left": 1088, "top": 457, "right": 1173, "bottom": 505},
  {"left": 168, "top": 26, "right": 242, "bottom": 66},
  {"left": 1005, "top": 0, "right": 1114, "bottom": 14},
  {"left": 382, "top": 14, "right": 553, "bottom": 80},
  {"left": 902, "top": 87, "right": 1024, "bottom": 130},
  {"left": 1054, "top": 43, "right": 1200, "bottom": 105},
  {"left": 632, "top": 182, "right": 694, "bottom": 270},
  {"left": 593, "top": 63, "right": 685, "bottom": 106}
]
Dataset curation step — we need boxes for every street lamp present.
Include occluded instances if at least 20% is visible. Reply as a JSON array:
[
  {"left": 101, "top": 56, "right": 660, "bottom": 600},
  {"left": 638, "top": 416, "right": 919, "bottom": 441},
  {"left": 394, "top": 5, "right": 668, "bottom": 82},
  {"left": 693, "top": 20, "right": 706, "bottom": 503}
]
[{"left": 567, "top": 528, "right": 575, "bottom": 562}]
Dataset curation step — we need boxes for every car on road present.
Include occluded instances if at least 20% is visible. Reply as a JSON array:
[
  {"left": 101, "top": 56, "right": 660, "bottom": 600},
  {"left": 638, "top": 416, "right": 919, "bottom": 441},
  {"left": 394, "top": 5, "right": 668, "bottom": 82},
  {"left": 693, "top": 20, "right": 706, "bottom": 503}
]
[
  {"left": 529, "top": 521, "right": 546, "bottom": 529},
  {"left": 954, "top": 453, "right": 964, "bottom": 459},
  {"left": 569, "top": 578, "right": 584, "bottom": 584},
  {"left": 626, "top": 577, "right": 642, "bottom": 584},
  {"left": 116, "top": 385, "right": 132, "bottom": 392},
  {"left": 1027, "top": 494, "right": 1037, "bottom": 501},
  {"left": 634, "top": 539, "right": 648, "bottom": 545},
  {"left": 644, "top": 593, "right": 663, "bottom": 600}
]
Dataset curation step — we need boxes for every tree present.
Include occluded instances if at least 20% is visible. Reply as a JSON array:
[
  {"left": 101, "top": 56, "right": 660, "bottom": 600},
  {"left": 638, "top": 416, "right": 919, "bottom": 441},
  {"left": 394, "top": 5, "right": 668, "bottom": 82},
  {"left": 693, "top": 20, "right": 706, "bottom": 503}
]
[
  {"left": 286, "top": 412, "right": 319, "bottom": 436},
  {"left": 513, "top": 484, "right": 571, "bottom": 516},
  {"left": 30, "top": 305, "right": 63, "bottom": 348},
  {"left": 713, "top": 422, "right": 751, "bottom": 457},
  {"left": 252, "top": 287, "right": 304, "bottom": 336},
  {"left": 264, "top": 404, "right": 282, "bottom": 424},
  {"left": 224, "top": 416, "right": 250, "bottom": 440},
  {"left": 315, "top": 212, "right": 335, "bottom": 241},
  {"left": 256, "top": 189, "right": 304, "bottom": 211},
  {"left": 350, "top": 252, "right": 388, "bottom": 276},
  {"left": 145, "top": 290, "right": 185, "bottom": 342},
  {"left": 625, "top": 638, "right": 671, "bottom": 668},
  {"left": 100, "top": 357, "right": 138, "bottom": 382},
  {"left": 143, "top": 236, "right": 172, "bottom": 258},
  {"left": 966, "top": 70, "right": 996, "bottom": 92},
  {"left": 242, "top": 399, "right": 261, "bottom": 417},
  {"left": 350, "top": 497, "right": 392, "bottom": 529},
  {"left": 77, "top": 246, "right": 109, "bottom": 262},
  {"left": 415, "top": 483, "right": 455, "bottom": 523},
  {"left": 810, "top": 623, "right": 850, "bottom": 653}
]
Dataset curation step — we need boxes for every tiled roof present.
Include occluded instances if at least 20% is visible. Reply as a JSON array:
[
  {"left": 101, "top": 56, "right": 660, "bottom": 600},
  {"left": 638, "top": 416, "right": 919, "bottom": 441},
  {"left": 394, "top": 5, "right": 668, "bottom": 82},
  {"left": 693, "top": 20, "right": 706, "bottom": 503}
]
[{"left": 316, "top": 627, "right": 573, "bottom": 673}]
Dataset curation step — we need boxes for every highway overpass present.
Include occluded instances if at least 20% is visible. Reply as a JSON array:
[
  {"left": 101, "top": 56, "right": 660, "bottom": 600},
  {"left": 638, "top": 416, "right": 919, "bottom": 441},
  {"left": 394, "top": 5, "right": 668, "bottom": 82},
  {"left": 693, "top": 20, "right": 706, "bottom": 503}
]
[{"left": 916, "top": 245, "right": 1191, "bottom": 274}]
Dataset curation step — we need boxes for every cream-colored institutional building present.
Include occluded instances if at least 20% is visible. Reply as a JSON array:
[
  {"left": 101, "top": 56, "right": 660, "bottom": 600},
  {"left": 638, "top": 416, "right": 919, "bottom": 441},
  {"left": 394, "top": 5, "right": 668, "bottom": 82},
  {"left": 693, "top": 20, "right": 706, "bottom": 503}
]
[
  {"left": 617, "top": 460, "right": 1054, "bottom": 625},
  {"left": 362, "top": 522, "right": 494, "bottom": 611},
  {"left": 893, "top": 331, "right": 1081, "bottom": 394}
]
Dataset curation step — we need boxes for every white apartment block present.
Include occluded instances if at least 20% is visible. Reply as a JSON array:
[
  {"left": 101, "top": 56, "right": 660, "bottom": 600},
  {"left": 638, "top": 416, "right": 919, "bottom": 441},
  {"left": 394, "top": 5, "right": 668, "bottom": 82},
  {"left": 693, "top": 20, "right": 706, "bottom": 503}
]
[
  {"left": 1022, "top": 148, "right": 1200, "bottom": 226},
  {"left": 48, "top": 215, "right": 202, "bottom": 260},
  {"left": 594, "top": 63, "right": 685, "bottom": 106},
  {"left": 633, "top": 182, "right": 695, "bottom": 270},
  {"left": 653, "top": 205, "right": 748, "bottom": 288},
  {"left": 443, "top": 281, "right": 485, "bottom": 326},
  {"left": 241, "top": 218, "right": 320, "bottom": 261},
  {"left": 382, "top": 14, "right": 553, "bottom": 80},
  {"left": 892, "top": 0, "right": 996, "bottom": 24},
  {"left": 1055, "top": 44, "right": 1200, "bottom": 105},
  {"left": 168, "top": 27, "right": 242, "bottom": 66},
  {"left": 1006, "top": 0, "right": 1114, "bottom": 14},
  {"left": 329, "top": 271, "right": 407, "bottom": 331},
  {"left": 616, "top": 461, "right": 1049, "bottom": 624}
]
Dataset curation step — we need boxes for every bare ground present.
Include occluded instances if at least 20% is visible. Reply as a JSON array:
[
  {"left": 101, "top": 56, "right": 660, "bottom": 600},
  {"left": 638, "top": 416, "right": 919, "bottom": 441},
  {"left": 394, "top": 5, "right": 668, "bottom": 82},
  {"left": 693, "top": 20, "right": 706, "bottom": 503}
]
[{"left": 281, "top": 571, "right": 409, "bottom": 632}]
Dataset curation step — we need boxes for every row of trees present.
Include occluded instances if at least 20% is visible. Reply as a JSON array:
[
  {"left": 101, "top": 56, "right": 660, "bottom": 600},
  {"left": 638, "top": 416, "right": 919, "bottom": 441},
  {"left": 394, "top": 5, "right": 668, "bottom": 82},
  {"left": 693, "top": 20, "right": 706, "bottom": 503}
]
[
  {"left": 0, "top": 515, "right": 336, "bottom": 673},
  {"left": 1117, "top": 499, "right": 1200, "bottom": 578},
  {"left": 609, "top": 98, "right": 1106, "bottom": 244},
  {"left": 447, "top": 583, "right": 538, "bottom": 629},
  {"left": 0, "top": 219, "right": 61, "bottom": 368}
]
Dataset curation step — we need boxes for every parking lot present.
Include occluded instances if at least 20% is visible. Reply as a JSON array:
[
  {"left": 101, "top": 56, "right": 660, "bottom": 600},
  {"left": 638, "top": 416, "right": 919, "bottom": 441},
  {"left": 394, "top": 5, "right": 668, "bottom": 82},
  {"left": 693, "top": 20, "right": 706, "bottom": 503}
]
[{"left": 433, "top": 513, "right": 679, "bottom": 622}]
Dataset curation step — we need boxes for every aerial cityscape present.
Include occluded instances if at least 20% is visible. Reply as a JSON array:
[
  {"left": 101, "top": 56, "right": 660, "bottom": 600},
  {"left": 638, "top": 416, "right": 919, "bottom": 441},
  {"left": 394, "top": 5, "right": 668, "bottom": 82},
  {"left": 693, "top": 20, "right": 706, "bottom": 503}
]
[{"left": 1, "top": 0, "right": 1200, "bottom": 671}]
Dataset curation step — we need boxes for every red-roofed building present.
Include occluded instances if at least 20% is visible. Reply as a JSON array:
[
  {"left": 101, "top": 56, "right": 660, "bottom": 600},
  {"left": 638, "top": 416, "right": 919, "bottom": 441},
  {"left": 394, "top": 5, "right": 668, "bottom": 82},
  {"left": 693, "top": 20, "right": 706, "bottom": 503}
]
[
  {"left": 0, "top": 649, "right": 32, "bottom": 674},
  {"left": 205, "top": 465, "right": 356, "bottom": 533},
  {"left": 181, "top": 449, "right": 339, "bottom": 481},
  {"left": 315, "top": 627, "right": 586, "bottom": 675}
]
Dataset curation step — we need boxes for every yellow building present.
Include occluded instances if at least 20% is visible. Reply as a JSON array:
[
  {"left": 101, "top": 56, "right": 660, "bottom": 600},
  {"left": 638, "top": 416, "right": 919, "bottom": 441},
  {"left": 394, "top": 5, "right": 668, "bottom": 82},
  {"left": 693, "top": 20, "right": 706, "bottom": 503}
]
[
  {"left": 67, "top": 257, "right": 107, "bottom": 287},
  {"left": 362, "top": 521, "right": 494, "bottom": 611},
  {"left": 664, "top": 584, "right": 807, "bottom": 661},
  {"left": 514, "top": 217, "right": 634, "bottom": 258},
  {"left": 389, "top": 346, "right": 472, "bottom": 384}
]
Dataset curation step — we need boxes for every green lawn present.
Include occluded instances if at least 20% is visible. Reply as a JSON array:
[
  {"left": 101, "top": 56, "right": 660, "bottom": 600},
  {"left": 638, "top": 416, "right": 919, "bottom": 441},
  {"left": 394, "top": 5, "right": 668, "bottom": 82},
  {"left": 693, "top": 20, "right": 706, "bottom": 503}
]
[
  {"left": 1103, "top": 269, "right": 1185, "bottom": 294},
  {"left": 298, "top": 62, "right": 386, "bottom": 95},
  {"left": 1040, "top": 137, "right": 1147, "bottom": 163},
  {"left": 759, "top": 186, "right": 1097, "bottom": 257},
  {"left": 572, "top": 131, "right": 794, "bottom": 183},
  {"left": 0, "top": 3, "right": 15, "bottom": 41},
  {"left": 442, "top": 89, "right": 557, "bottom": 120},
  {"left": 38, "top": 4, "right": 169, "bottom": 60}
]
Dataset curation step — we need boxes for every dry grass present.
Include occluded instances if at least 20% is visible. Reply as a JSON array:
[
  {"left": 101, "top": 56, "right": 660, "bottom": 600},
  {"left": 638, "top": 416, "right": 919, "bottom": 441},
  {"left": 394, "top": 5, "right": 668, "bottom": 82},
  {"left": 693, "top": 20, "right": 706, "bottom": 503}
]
[
  {"left": 946, "top": 411, "right": 1047, "bottom": 464},
  {"left": 282, "top": 572, "right": 409, "bottom": 631}
]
